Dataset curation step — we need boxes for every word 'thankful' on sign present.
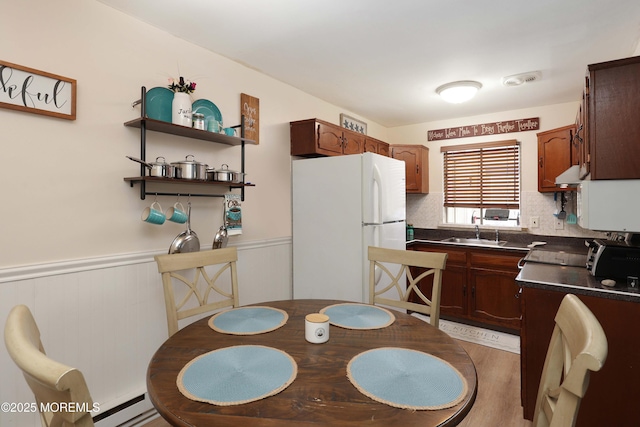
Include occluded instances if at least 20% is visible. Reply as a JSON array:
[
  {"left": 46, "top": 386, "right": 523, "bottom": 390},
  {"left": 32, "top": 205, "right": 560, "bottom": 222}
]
[{"left": 427, "top": 117, "right": 539, "bottom": 141}]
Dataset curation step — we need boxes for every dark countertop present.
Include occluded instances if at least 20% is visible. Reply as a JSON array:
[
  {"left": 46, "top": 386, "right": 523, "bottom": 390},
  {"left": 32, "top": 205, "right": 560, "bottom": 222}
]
[
  {"left": 408, "top": 227, "right": 589, "bottom": 254},
  {"left": 408, "top": 228, "right": 640, "bottom": 302},
  {"left": 517, "top": 258, "right": 640, "bottom": 302}
]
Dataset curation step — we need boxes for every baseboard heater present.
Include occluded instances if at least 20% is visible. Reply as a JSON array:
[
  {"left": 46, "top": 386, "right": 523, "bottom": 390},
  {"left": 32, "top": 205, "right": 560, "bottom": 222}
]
[{"left": 93, "top": 393, "right": 157, "bottom": 427}]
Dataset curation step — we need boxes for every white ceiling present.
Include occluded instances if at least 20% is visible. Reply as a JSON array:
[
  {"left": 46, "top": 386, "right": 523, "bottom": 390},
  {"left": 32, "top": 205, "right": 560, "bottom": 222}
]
[{"left": 98, "top": 0, "right": 640, "bottom": 127}]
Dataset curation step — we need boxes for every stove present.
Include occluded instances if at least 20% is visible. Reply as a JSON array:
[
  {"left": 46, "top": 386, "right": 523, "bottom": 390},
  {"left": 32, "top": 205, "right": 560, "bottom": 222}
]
[{"left": 522, "top": 249, "right": 587, "bottom": 267}]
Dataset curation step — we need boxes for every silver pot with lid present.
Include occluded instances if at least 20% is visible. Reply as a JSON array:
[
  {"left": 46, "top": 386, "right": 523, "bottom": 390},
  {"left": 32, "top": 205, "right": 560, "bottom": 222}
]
[
  {"left": 207, "top": 164, "right": 246, "bottom": 183},
  {"left": 171, "top": 155, "right": 208, "bottom": 180},
  {"left": 127, "top": 156, "right": 176, "bottom": 178}
]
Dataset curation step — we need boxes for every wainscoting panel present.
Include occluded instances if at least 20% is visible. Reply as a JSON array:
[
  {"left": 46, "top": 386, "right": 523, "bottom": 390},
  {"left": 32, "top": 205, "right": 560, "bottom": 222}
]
[{"left": 0, "top": 238, "right": 292, "bottom": 427}]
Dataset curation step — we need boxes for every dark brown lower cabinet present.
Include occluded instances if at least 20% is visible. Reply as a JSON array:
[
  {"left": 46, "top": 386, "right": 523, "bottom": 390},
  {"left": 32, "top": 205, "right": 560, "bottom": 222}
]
[
  {"left": 409, "top": 244, "right": 523, "bottom": 332},
  {"left": 519, "top": 286, "right": 640, "bottom": 425}
]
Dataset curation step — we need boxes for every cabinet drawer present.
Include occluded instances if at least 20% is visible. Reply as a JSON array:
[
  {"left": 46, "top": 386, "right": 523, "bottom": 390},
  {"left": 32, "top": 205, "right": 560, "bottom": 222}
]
[
  {"left": 413, "top": 245, "right": 467, "bottom": 265},
  {"left": 469, "top": 251, "right": 522, "bottom": 270}
]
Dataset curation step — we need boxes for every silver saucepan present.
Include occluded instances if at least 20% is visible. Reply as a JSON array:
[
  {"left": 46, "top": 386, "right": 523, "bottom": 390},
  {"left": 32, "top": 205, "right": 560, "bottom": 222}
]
[
  {"left": 127, "top": 156, "right": 175, "bottom": 178},
  {"left": 171, "top": 155, "right": 209, "bottom": 180},
  {"left": 208, "top": 164, "right": 246, "bottom": 183}
]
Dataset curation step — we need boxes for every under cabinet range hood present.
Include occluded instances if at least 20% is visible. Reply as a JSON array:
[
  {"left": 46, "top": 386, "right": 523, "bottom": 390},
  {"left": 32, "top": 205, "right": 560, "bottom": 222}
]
[{"left": 555, "top": 165, "right": 582, "bottom": 188}]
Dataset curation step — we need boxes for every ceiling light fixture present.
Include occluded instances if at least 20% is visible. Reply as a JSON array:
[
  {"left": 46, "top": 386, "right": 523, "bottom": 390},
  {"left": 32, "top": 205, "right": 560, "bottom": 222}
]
[{"left": 436, "top": 80, "right": 482, "bottom": 104}]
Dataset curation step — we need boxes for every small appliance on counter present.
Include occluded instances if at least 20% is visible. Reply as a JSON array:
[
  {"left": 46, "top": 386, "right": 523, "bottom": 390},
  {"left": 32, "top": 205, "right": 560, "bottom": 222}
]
[{"left": 587, "top": 239, "right": 640, "bottom": 286}]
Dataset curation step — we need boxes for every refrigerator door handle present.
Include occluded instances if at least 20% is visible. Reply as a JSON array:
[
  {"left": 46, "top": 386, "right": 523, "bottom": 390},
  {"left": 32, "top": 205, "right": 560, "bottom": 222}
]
[
  {"left": 372, "top": 223, "right": 383, "bottom": 287},
  {"left": 372, "top": 163, "right": 383, "bottom": 225}
]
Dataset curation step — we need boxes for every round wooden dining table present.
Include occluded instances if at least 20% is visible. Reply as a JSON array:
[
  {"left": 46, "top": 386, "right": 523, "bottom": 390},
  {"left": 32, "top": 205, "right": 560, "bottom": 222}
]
[{"left": 147, "top": 299, "right": 477, "bottom": 426}]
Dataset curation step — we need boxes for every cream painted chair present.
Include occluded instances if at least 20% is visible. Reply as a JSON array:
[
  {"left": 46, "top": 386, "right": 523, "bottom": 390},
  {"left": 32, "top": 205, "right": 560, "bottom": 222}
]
[
  {"left": 154, "top": 248, "right": 240, "bottom": 337},
  {"left": 4, "top": 304, "right": 95, "bottom": 427},
  {"left": 368, "top": 246, "right": 447, "bottom": 328},
  {"left": 533, "top": 294, "right": 608, "bottom": 427}
]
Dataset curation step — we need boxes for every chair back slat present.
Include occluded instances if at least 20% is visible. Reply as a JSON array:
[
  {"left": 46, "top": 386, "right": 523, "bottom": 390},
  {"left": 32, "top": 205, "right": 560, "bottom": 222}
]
[
  {"left": 368, "top": 246, "right": 447, "bottom": 328},
  {"left": 154, "top": 248, "right": 240, "bottom": 336}
]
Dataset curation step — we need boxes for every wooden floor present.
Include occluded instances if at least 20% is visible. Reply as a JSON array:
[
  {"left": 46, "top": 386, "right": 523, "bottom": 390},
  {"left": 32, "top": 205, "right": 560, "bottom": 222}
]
[
  {"left": 142, "top": 339, "right": 533, "bottom": 427},
  {"left": 455, "top": 340, "right": 533, "bottom": 427}
]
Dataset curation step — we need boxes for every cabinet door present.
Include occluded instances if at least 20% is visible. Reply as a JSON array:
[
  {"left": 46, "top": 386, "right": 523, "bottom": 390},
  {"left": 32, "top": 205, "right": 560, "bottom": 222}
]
[
  {"left": 317, "top": 122, "right": 345, "bottom": 155},
  {"left": 587, "top": 57, "right": 640, "bottom": 179},
  {"left": 537, "top": 125, "right": 575, "bottom": 192},
  {"left": 364, "top": 138, "right": 378, "bottom": 153},
  {"left": 408, "top": 265, "right": 467, "bottom": 318},
  {"left": 391, "top": 145, "right": 429, "bottom": 193},
  {"left": 410, "top": 245, "right": 467, "bottom": 317},
  {"left": 378, "top": 142, "right": 390, "bottom": 157},
  {"left": 578, "top": 76, "right": 590, "bottom": 178},
  {"left": 469, "top": 268, "right": 521, "bottom": 329},
  {"left": 342, "top": 132, "right": 364, "bottom": 155},
  {"left": 440, "top": 266, "right": 467, "bottom": 316},
  {"left": 392, "top": 146, "right": 419, "bottom": 190}
]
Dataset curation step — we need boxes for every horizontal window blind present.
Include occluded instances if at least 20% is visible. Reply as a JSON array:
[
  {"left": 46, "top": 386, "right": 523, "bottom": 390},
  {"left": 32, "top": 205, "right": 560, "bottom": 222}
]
[{"left": 442, "top": 140, "right": 520, "bottom": 209}]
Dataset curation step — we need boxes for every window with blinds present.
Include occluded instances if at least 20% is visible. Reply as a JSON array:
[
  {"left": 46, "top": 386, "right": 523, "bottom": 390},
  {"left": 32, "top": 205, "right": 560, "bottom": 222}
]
[{"left": 442, "top": 140, "right": 520, "bottom": 208}]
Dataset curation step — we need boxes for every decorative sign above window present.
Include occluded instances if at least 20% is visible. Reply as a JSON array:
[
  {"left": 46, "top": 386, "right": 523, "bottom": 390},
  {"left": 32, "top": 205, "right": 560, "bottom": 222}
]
[
  {"left": 427, "top": 117, "right": 539, "bottom": 141},
  {"left": 241, "top": 93, "right": 259, "bottom": 144},
  {"left": 0, "top": 60, "right": 77, "bottom": 120},
  {"left": 340, "top": 113, "right": 367, "bottom": 135}
]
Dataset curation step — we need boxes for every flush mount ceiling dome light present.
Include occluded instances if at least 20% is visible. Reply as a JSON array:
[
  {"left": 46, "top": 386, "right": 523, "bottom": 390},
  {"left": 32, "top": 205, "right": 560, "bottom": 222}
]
[{"left": 436, "top": 80, "right": 482, "bottom": 104}]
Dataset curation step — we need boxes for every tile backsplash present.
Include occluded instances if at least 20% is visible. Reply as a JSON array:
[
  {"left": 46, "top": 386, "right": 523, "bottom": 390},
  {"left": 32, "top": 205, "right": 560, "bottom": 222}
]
[{"left": 407, "top": 191, "right": 606, "bottom": 239}]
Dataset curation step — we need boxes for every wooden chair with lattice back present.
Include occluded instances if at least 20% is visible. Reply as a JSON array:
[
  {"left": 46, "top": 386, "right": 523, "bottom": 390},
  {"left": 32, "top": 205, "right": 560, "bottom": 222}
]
[
  {"left": 4, "top": 304, "right": 95, "bottom": 427},
  {"left": 154, "top": 248, "right": 240, "bottom": 337},
  {"left": 368, "top": 246, "right": 447, "bottom": 328},
  {"left": 533, "top": 294, "right": 608, "bottom": 427}
]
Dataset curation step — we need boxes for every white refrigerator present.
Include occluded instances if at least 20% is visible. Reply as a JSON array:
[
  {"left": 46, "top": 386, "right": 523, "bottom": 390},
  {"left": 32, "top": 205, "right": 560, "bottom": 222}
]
[{"left": 292, "top": 152, "right": 406, "bottom": 302}]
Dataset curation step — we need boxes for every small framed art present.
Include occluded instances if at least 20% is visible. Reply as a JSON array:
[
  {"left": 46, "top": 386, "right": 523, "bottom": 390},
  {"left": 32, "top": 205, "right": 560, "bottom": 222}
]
[{"left": 340, "top": 113, "right": 367, "bottom": 135}]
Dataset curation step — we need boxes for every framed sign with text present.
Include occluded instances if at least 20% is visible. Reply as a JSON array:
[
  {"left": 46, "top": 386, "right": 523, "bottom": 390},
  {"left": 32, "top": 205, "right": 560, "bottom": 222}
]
[
  {"left": 428, "top": 117, "right": 539, "bottom": 141},
  {"left": 240, "top": 93, "right": 259, "bottom": 144},
  {"left": 0, "top": 60, "right": 77, "bottom": 120}
]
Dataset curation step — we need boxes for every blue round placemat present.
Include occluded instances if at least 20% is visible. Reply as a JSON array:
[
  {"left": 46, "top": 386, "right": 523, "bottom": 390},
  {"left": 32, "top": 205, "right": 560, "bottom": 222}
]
[
  {"left": 347, "top": 347, "right": 468, "bottom": 410},
  {"left": 320, "top": 303, "right": 395, "bottom": 329},
  {"left": 178, "top": 345, "right": 297, "bottom": 406},
  {"left": 208, "top": 306, "right": 288, "bottom": 335}
]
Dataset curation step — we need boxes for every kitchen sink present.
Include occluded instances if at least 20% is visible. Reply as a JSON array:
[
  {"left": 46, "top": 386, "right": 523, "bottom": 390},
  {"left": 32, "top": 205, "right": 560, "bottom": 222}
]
[{"left": 439, "top": 237, "right": 508, "bottom": 247}]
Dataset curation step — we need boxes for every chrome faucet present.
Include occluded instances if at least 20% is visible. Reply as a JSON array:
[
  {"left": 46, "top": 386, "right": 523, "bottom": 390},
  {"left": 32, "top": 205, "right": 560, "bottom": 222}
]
[
  {"left": 475, "top": 225, "right": 480, "bottom": 239},
  {"left": 495, "top": 229, "right": 500, "bottom": 242}
]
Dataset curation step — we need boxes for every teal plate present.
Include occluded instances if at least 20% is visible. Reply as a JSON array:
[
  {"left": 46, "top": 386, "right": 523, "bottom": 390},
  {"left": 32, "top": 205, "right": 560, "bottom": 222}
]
[
  {"left": 145, "top": 87, "right": 173, "bottom": 122},
  {"left": 192, "top": 98, "right": 223, "bottom": 124}
]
